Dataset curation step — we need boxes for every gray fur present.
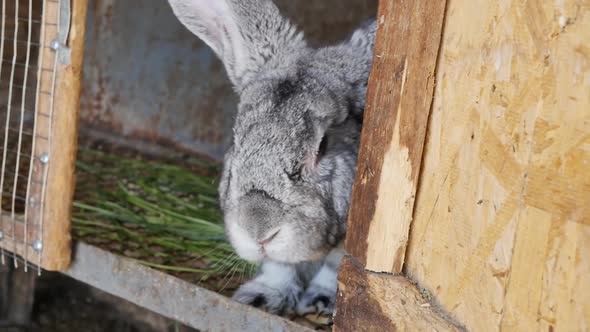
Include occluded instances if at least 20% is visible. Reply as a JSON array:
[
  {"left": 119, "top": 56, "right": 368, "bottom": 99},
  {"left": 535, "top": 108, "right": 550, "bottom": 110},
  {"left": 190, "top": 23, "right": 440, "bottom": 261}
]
[{"left": 168, "top": 0, "right": 375, "bottom": 315}]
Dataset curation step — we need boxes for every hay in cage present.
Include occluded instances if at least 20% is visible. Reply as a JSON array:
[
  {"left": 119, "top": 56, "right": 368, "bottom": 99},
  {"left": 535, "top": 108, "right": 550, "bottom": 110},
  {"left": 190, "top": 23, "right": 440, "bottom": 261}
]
[
  {"left": 68, "top": 140, "right": 331, "bottom": 329},
  {"left": 71, "top": 141, "right": 257, "bottom": 295}
]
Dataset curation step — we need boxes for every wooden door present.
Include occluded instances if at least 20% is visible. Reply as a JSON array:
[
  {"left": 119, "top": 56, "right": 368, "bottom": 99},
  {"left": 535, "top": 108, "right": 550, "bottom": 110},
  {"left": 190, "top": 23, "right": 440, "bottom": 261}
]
[{"left": 334, "top": 0, "right": 590, "bottom": 331}]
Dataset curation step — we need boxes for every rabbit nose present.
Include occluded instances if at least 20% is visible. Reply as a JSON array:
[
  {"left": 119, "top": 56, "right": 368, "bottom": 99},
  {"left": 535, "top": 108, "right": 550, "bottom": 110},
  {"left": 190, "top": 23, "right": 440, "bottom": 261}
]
[{"left": 257, "top": 229, "right": 280, "bottom": 246}]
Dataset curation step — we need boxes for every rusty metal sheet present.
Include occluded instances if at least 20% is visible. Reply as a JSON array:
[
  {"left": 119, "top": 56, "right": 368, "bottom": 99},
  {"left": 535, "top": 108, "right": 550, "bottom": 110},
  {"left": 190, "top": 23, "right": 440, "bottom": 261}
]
[
  {"left": 80, "top": 0, "right": 236, "bottom": 159},
  {"left": 80, "top": 0, "right": 377, "bottom": 160}
]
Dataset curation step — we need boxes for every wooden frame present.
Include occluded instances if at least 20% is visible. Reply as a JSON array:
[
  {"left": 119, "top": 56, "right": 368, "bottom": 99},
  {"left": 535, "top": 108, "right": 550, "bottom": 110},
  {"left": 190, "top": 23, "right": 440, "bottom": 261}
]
[
  {"left": 335, "top": 256, "right": 463, "bottom": 331},
  {"left": 37, "top": 0, "right": 88, "bottom": 270},
  {"left": 344, "top": 0, "right": 447, "bottom": 274},
  {"left": 334, "top": 0, "right": 454, "bottom": 329},
  {"left": 0, "top": 0, "right": 88, "bottom": 271}
]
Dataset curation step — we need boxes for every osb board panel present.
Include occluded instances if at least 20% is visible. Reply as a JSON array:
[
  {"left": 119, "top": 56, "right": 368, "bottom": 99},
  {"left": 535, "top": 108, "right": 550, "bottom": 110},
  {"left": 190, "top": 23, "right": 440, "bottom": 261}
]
[{"left": 405, "top": 0, "right": 590, "bottom": 331}]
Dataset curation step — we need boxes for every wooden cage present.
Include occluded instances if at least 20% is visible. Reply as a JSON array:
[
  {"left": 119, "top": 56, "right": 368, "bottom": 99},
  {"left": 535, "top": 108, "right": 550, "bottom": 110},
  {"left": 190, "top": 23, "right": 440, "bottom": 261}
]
[
  {"left": 1, "top": 0, "right": 588, "bottom": 331},
  {"left": 334, "top": 0, "right": 589, "bottom": 331},
  {"left": 1, "top": 0, "right": 377, "bottom": 331}
]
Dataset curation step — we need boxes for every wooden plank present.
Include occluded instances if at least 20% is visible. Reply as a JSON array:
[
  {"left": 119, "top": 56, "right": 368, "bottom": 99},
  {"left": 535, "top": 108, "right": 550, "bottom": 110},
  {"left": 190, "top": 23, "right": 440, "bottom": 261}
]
[
  {"left": 64, "top": 242, "right": 312, "bottom": 332},
  {"left": 344, "top": 0, "right": 447, "bottom": 273},
  {"left": 333, "top": 256, "right": 465, "bottom": 332},
  {"left": 0, "top": 237, "right": 40, "bottom": 266},
  {"left": 36, "top": 0, "right": 89, "bottom": 270},
  {"left": 403, "top": 0, "right": 590, "bottom": 330},
  {"left": 0, "top": 216, "right": 38, "bottom": 241}
]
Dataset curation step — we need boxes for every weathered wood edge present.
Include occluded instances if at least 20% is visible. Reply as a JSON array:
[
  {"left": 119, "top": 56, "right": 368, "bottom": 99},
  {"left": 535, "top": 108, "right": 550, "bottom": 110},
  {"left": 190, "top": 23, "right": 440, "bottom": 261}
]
[
  {"left": 41, "top": 0, "right": 89, "bottom": 270},
  {"left": 344, "top": 0, "right": 447, "bottom": 272},
  {"left": 63, "top": 242, "right": 312, "bottom": 332},
  {"left": 333, "top": 256, "right": 466, "bottom": 332}
]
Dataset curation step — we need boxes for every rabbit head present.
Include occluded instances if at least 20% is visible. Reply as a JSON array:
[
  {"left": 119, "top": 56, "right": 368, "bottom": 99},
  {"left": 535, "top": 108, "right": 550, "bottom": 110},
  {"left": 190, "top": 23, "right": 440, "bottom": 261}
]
[{"left": 168, "top": 0, "right": 375, "bottom": 263}]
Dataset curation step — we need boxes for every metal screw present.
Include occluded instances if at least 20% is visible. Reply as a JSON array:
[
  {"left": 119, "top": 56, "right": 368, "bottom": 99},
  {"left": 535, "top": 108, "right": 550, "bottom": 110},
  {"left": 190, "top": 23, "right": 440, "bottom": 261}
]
[
  {"left": 0, "top": 230, "right": 3, "bottom": 240},
  {"left": 29, "top": 197, "right": 36, "bottom": 207},
  {"left": 39, "top": 153, "right": 50, "bottom": 164},
  {"left": 32, "top": 240, "right": 43, "bottom": 252},
  {"left": 50, "top": 39, "right": 60, "bottom": 51}
]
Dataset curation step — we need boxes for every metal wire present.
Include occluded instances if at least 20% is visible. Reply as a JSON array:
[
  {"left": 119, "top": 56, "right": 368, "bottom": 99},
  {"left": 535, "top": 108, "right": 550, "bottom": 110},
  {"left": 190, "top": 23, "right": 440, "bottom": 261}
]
[
  {"left": 3, "top": 169, "right": 29, "bottom": 182},
  {"left": 0, "top": 0, "right": 61, "bottom": 275},
  {"left": 7, "top": 127, "right": 35, "bottom": 137},
  {"left": 0, "top": 249, "right": 40, "bottom": 271},
  {"left": 0, "top": 0, "right": 51, "bottom": 273},
  {"left": 0, "top": 0, "right": 21, "bottom": 268},
  {"left": 0, "top": 146, "right": 33, "bottom": 159},
  {"left": 14, "top": 0, "right": 34, "bottom": 271},
  {"left": 0, "top": 82, "right": 37, "bottom": 90},
  {"left": 2, "top": 193, "right": 27, "bottom": 202},
  {"left": 17, "top": 17, "right": 43, "bottom": 24},
  {"left": 0, "top": 0, "right": 6, "bottom": 265},
  {"left": 1, "top": 59, "right": 53, "bottom": 72},
  {"left": 0, "top": 1, "right": 4, "bottom": 81},
  {"left": 0, "top": 38, "right": 45, "bottom": 48}
]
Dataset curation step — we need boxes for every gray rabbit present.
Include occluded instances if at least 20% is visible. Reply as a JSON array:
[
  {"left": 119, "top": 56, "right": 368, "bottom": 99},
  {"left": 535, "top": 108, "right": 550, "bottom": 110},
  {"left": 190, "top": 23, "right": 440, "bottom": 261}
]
[{"left": 167, "top": 0, "right": 376, "bottom": 315}]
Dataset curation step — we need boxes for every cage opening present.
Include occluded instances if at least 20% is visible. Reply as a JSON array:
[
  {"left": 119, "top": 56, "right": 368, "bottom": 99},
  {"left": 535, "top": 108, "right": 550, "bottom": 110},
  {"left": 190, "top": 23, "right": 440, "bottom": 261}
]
[
  {"left": 2, "top": 0, "right": 378, "bottom": 329},
  {"left": 0, "top": 0, "right": 47, "bottom": 270}
]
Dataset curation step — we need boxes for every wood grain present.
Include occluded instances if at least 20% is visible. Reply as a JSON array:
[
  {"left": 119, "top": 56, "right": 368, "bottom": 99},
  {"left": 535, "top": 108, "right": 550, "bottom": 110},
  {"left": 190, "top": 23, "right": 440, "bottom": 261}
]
[
  {"left": 404, "top": 0, "right": 590, "bottom": 330},
  {"left": 344, "top": 0, "right": 447, "bottom": 272},
  {"left": 500, "top": 206, "right": 552, "bottom": 331},
  {"left": 30, "top": 0, "right": 88, "bottom": 271},
  {"left": 333, "top": 256, "right": 465, "bottom": 332}
]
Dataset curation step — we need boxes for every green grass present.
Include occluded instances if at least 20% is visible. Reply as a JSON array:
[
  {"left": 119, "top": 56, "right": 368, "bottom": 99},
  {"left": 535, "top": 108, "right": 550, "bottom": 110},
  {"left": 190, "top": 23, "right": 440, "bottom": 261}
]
[{"left": 72, "top": 147, "right": 256, "bottom": 291}]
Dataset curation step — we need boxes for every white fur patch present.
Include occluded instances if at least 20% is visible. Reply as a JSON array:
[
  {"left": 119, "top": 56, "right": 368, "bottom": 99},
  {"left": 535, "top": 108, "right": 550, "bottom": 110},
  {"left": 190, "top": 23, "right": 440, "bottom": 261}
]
[
  {"left": 309, "top": 265, "right": 337, "bottom": 291},
  {"left": 233, "top": 261, "right": 302, "bottom": 314},
  {"left": 255, "top": 261, "right": 298, "bottom": 289},
  {"left": 263, "top": 224, "right": 297, "bottom": 262},
  {"left": 226, "top": 220, "right": 263, "bottom": 262}
]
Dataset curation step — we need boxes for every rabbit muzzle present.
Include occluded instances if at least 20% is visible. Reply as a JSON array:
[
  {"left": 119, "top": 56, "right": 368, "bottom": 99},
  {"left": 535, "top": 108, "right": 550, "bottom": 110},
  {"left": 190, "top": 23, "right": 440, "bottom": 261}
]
[{"left": 225, "top": 190, "right": 334, "bottom": 263}]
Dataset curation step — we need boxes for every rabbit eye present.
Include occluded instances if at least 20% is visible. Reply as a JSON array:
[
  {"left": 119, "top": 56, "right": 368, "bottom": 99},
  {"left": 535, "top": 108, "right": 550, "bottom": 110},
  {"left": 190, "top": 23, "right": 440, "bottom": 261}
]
[
  {"left": 317, "top": 135, "right": 328, "bottom": 159},
  {"left": 286, "top": 166, "right": 303, "bottom": 182}
]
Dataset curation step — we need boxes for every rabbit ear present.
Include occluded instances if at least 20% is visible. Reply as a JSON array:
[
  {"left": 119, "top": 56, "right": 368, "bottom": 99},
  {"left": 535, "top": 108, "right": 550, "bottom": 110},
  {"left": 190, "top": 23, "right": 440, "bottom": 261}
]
[{"left": 168, "top": 0, "right": 306, "bottom": 90}]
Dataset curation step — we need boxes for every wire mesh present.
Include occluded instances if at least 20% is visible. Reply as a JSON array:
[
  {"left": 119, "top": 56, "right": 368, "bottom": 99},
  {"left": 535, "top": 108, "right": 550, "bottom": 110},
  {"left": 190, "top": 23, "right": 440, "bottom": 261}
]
[{"left": 0, "top": 0, "right": 57, "bottom": 273}]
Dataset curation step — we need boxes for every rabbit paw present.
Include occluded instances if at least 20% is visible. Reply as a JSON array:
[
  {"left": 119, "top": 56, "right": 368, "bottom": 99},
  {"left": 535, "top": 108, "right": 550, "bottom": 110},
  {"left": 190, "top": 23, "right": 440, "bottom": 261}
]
[
  {"left": 297, "top": 263, "right": 338, "bottom": 316},
  {"left": 296, "top": 284, "right": 336, "bottom": 315},
  {"left": 232, "top": 261, "right": 302, "bottom": 315},
  {"left": 232, "top": 280, "right": 301, "bottom": 315}
]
